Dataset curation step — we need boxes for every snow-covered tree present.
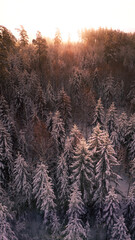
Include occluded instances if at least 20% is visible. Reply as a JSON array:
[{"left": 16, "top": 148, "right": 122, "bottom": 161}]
[
  {"left": 124, "top": 192, "right": 135, "bottom": 232},
  {"left": 118, "top": 112, "right": 128, "bottom": 144},
  {"left": 110, "top": 215, "right": 131, "bottom": 240},
  {"left": 46, "top": 111, "right": 53, "bottom": 132},
  {"left": 70, "top": 67, "right": 82, "bottom": 105},
  {"left": 57, "top": 88, "right": 72, "bottom": 132},
  {"left": 94, "top": 131, "right": 121, "bottom": 202},
  {"left": 45, "top": 81, "right": 55, "bottom": 110},
  {"left": 63, "top": 183, "right": 86, "bottom": 240},
  {"left": 34, "top": 85, "right": 47, "bottom": 120},
  {"left": 0, "top": 121, "right": 13, "bottom": 186},
  {"left": 106, "top": 102, "right": 119, "bottom": 149},
  {"left": 126, "top": 113, "right": 135, "bottom": 161},
  {"left": 128, "top": 133, "right": 135, "bottom": 162},
  {"left": 57, "top": 153, "right": 69, "bottom": 212},
  {"left": 0, "top": 202, "right": 18, "bottom": 240},
  {"left": 71, "top": 137, "right": 94, "bottom": 202},
  {"left": 33, "top": 162, "right": 58, "bottom": 228},
  {"left": 63, "top": 125, "right": 82, "bottom": 174},
  {"left": 129, "top": 158, "right": 135, "bottom": 182},
  {"left": 92, "top": 98, "right": 105, "bottom": 128},
  {"left": 51, "top": 111, "right": 65, "bottom": 153},
  {"left": 13, "top": 152, "right": 31, "bottom": 206},
  {"left": 88, "top": 123, "right": 105, "bottom": 170},
  {"left": 0, "top": 96, "right": 16, "bottom": 140},
  {"left": 103, "top": 188, "right": 120, "bottom": 238},
  {"left": 103, "top": 73, "right": 115, "bottom": 108},
  {"left": 85, "top": 220, "right": 91, "bottom": 240},
  {"left": 130, "top": 216, "right": 135, "bottom": 240}
]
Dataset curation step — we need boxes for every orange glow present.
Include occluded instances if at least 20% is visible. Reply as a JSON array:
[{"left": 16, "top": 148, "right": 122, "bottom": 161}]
[{"left": 1, "top": 0, "right": 135, "bottom": 42}]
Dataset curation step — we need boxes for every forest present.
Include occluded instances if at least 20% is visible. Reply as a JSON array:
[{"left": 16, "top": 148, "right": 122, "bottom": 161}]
[{"left": 0, "top": 25, "right": 135, "bottom": 239}]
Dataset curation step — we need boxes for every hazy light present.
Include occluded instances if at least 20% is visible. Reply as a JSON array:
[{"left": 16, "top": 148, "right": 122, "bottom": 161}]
[{"left": 1, "top": 0, "right": 135, "bottom": 42}]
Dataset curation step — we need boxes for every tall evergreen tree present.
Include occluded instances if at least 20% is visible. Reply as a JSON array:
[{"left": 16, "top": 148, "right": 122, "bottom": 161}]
[
  {"left": 0, "top": 121, "right": 13, "bottom": 186},
  {"left": 13, "top": 152, "right": 31, "bottom": 207},
  {"left": 62, "top": 183, "right": 86, "bottom": 240},
  {"left": 110, "top": 215, "right": 131, "bottom": 240},
  {"left": 103, "top": 188, "right": 120, "bottom": 239},
  {"left": 0, "top": 202, "right": 18, "bottom": 240},
  {"left": 71, "top": 138, "right": 94, "bottom": 203},
  {"left": 124, "top": 192, "right": 135, "bottom": 233},
  {"left": 88, "top": 123, "right": 104, "bottom": 171},
  {"left": 57, "top": 88, "right": 72, "bottom": 132},
  {"left": 126, "top": 113, "right": 135, "bottom": 161},
  {"left": 94, "top": 131, "right": 121, "bottom": 202},
  {"left": 33, "top": 162, "right": 58, "bottom": 229},
  {"left": 106, "top": 102, "right": 119, "bottom": 149},
  {"left": 118, "top": 112, "right": 128, "bottom": 145},
  {"left": 92, "top": 98, "right": 105, "bottom": 128},
  {"left": 45, "top": 81, "right": 55, "bottom": 110},
  {"left": 57, "top": 153, "right": 69, "bottom": 213},
  {"left": 51, "top": 111, "right": 65, "bottom": 153}
]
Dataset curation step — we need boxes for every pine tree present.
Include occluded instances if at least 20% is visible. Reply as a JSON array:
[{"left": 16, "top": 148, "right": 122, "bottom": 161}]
[
  {"left": 45, "top": 81, "right": 55, "bottom": 110},
  {"left": 130, "top": 216, "right": 135, "bottom": 240},
  {"left": 92, "top": 98, "right": 105, "bottom": 128},
  {"left": 85, "top": 220, "right": 91, "bottom": 240},
  {"left": 103, "top": 188, "right": 120, "bottom": 238},
  {"left": 57, "top": 88, "right": 72, "bottom": 132},
  {"left": 57, "top": 153, "right": 69, "bottom": 212},
  {"left": 34, "top": 85, "right": 47, "bottom": 120},
  {"left": 94, "top": 131, "right": 121, "bottom": 202},
  {"left": 63, "top": 183, "right": 86, "bottom": 240},
  {"left": 118, "top": 112, "right": 128, "bottom": 145},
  {"left": 0, "top": 96, "right": 16, "bottom": 143},
  {"left": 70, "top": 67, "right": 82, "bottom": 105},
  {"left": 46, "top": 111, "right": 53, "bottom": 132},
  {"left": 110, "top": 215, "right": 131, "bottom": 240},
  {"left": 124, "top": 192, "right": 135, "bottom": 232},
  {"left": 13, "top": 152, "right": 31, "bottom": 207},
  {"left": 106, "top": 102, "right": 119, "bottom": 149},
  {"left": 88, "top": 123, "right": 105, "bottom": 171},
  {"left": 51, "top": 111, "right": 65, "bottom": 153},
  {"left": 63, "top": 125, "right": 82, "bottom": 174},
  {"left": 103, "top": 73, "right": 115, "bottom": 108},
  {"left": 71, "top": 137, "right": 94, "bottom": 203},
  {"left": 126, "top": 113, "right": 135, "bottom": 161},
  {"left": 33, "top": 162, "right": 57, "bottom": 228},
  {"left": 0, "top": 202, "right": 18, "bottom": 240},
  {"left": 0, "top": 121, "right": 13, "bottom": 186}
]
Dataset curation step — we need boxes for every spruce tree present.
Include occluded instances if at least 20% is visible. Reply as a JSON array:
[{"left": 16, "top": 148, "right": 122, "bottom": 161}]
[
  {"left": 45, "top": 81, "right": 55, "bottom": 110},
  {"left": 106, "top": 102, "right": 119, "bottom": 149},
  {"left": 0, "top": 121, "right": 13, "bottom": 186},
  {"left": 57, "top": 153, "right": 69, "bottom": 213},
  {"left": 57, "top": 88, "right": 72, "bottom": 132},
  {"left": 126, "top": 113, "right": 135, "bottom": 161},
  {"left": 13, "top": 152, "right": 31, "bottom": 207},
  {"left": 118, "top": 112, "right": 128, "bottom": 145},
  {"left": 51, "top": 110, "right": 65, "bottom": 153},
  {"left": 63, "top": 124, "right": 82, "bottom": 174},
  {"left": 94, "top": 131, "right": 121, "bottom": 202},
  {"left": 110, "top": 215, "right": 131, "bottom": 240},
  {"left": 124, "top": 192, "right": 135, "bottom": 232},
  {"left": 92, "top": 98, "right": 105, "bottom": 128},
  {"left": 33, "top": 162, "right": 58, "bottom": 228},
  {"left": 71, "top": 137, "right": 94, "bottom": 202},
  {"left": 63, "top": 183, "right": 86, "bottom": 240},
  {"left": 103, "top": 188, "right": 120, "bottom": 238},
  {"left": 0, "top": 202, "right": 18, "bottom": 240}
]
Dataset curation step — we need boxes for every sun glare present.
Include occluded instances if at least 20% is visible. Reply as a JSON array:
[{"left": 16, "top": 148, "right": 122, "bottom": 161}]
[{"left": 1, "top": 0, "right": 135, "bottom": 42}]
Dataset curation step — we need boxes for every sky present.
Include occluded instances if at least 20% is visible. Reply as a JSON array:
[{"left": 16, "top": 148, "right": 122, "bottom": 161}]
[{"left": 1, "top": 0, "right": 135, "bottom": 42}]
